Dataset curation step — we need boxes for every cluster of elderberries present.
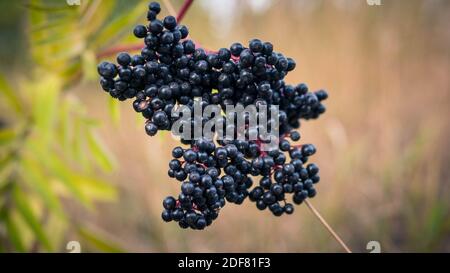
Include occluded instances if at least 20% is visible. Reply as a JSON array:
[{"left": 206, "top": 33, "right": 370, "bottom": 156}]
[{"left": 97, "top": 2, "right": 328, "bottom": 229}]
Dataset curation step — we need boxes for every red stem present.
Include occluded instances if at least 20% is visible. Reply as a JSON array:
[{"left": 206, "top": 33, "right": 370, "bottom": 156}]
[
  {"left": 97, "top": 0, "right": 196, "bottom": 59},
  {"left": 177, "top": 0, "right": 194, "bottom": 23}
]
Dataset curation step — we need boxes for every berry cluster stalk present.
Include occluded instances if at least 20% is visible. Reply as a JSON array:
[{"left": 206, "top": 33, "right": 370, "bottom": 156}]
[
  {"left": 97, "top": 0, "right": 194, "bottom": 59},
  {"left": 305, "top": 200, "right": 352, "bottom": 253}
]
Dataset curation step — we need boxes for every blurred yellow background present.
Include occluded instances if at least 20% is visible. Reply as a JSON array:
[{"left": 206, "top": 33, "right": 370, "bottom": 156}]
[{"left": 1, "top": 0, "right": 449, "bottom": 252}]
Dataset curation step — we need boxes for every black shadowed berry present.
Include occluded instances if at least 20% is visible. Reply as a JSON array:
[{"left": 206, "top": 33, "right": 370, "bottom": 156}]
[
  {"left": 117, "top": 52, "right": 131, "bottom": 66},
  {"left": 302, "top": 144, "right": 316, "bottom": 156},
  {"left": 149, "top": 19, "right": 164, "bottom": 34},
  {"left": 239, "top": 49, "right": 254, "bottom": 67},
  {"left": 152, "top": 110, "right": 168, "bottom": 126},
  {"left": 287, "top": 58, "right": 296, "bottom": 71},
  {"left": 307, "top": 163, "right": 319, "bottom": 176},
  {"left": 218, "top": 48, "right": 231, "bottom": 61},
  {"left": 148, "top": 2, "right": 161, "bottom": 13},
  {"left": 97, "top": 62, "right": 117, "bottom": 79},
  {"left": 181, "top": 182, "right": 195, "bottom": 195},
  {"left": 263, "top": 42, "right": 273, "bottom": 55},
  {"left": 249, "top": 39, "right": 263, "bottom": 53},
  {"left": 178, "top": 25, "right": 189, "bottom": 38},
  {"left": 183, "top": 149, "right": 197, "bottom": 163},
  {"left": 256, "top": 200, "right": 266, "bottom": 210},
  {"left": 163, "top": 16, "right": 177, "bottom": 30},
  {"left": 163, "top": 196, "right": 176, "bottom": 210},
  {"left": 147, "top": 10, "right": 157, "bottom": 21},
  {"left": 230, "top": 42, "right": 243, "bottom": 56},
  {"left": 169, "top": 159, "right": 181, "bottom": 170},
  {"left": 161, "top": 31, "right": 174, "bottom": 44},
  {"left": 290, "top": 131, "right": 301, "bottom": 141},
  {"left": 284, "top": 203, "right": 294, "bottom": 214},
  {"left": 145, "top": 122, "right": 158, "bottom": 136},
  {"left": 133, "top": 25, "right": 148, "bottom": 38},
  {"left": 183, "top": 40, "right": 195, "bottom": 54},
  {"left": 161, "top": 210, "right": 172, "bottom": 221}
]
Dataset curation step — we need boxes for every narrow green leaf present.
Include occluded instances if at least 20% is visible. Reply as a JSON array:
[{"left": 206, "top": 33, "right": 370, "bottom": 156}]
[
  {"left": 20, "top": 157, "right": 65, "bottom": 218},
  {"left": 86, "top": 130, "right": 115, "bottom": 172},
  {"left": 0, "top": 74, "right": 23, "bottom": 115},
  {"left": 108, "top": 96, "right": 121, "bottom": 125},
  {"left": 0, "top": 156, "right": 15, "bottom": 188},
  {"left": 31, "top": 13, "right": 79, "bottom": 32},
  {"left": 77, "top": 227, "right": 124, "bottom": 253},
  {"left": 82, "top": 0, "right": 116, "bottom": 38},
  {"left": 26, "top": 142, "right": 92, "bottom": 209},
  {"left": 75, "top": 175, "right": 117, "bottom": 202},
  {"left": 25, "top": 2, "right": 75, "bottom": 12},
  {"left": 5, "top": 214, "right": 26, "bottom": 252},
  {"left": 58, "top": 99, "right": 72, "bottom": 152},
  {"left": 72, "top": 115, "right": 90, "bottom": 172},
  {"left": 29, "top": 75, "right": 61, "bottom": 145},
  {"left": 89, "top": 2, "right": 147, "bottom": 51},
  {"left": 12, "top": 186, "right": 52, "bottom": 251},
  {"left": 82, "top": 50, "right": 98, "bottom": 81}
]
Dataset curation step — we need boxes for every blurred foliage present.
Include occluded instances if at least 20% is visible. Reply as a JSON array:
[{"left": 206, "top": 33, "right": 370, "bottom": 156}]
[{"left": 0, "top": 0, "right": 148, "bottom": 252}]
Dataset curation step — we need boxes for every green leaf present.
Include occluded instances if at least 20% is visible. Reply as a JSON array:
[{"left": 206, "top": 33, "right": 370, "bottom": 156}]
[
  {"left": 28, "top": 75, "right": 61, "bottom": 145},
  {"left": 82, "top": 50, "right": 98, "bottom": 81},
  {"left": 58, "top": 99, "right": 72, "bottom": 152},
  {"left": 89, "top": 2, "right": 147, "bottom": 51},
  {"left": 25, "top": 2, "right": 74, "bottom": 12},
  {"left": 77, "top": 227, "right": 124, "bottom": 253},
  {"left": 69, "top": 116, "right": 89, "bottom": 172},
  {"left": 31, "top": 13, "right": 79, "bottom": 33},
  {"left": 12, "top": 186, "right": 52, "bottom": 251},
  {"left": 0, "top": 155, "right": 15, "bottom": 188},
  {"left": 5, "top": 213, "right": 26, "bottom": 252},
  {"left": 82, "top": 0, "right": 116, "bottom": 38},
  {"left": 0, "top": 129, "right": 16, "bottom": 146},
  {"left": 28, "top": 0, "right": 84, "bottom": 82},
  {"left": 19, "top": 156, "right": 65, "bottom": 218},
  {"left": 86, "top": 130, "right": 115, "bottom": 172},
  {"left": 0, "top": 74, "right": 23, "bottom": 115},
  {"left": 25, "top": 142, "right": 92, "bottom": 209},
  {"left": 75, "top": 175, "right": 117, "bottom": 202},
  {"left": 108, "top": 96, "right": 121, "bottom": 125}
]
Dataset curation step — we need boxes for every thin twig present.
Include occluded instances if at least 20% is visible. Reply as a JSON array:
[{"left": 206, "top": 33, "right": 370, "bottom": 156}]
[
  {"left": 304, "top": 199, "right": 352, "bottom": 253},
  {"left": 97, "top": 0, "right": 196, "bottom": 59},
  {"left": 80, "top": 0, "right": 101, "bottom": 26},
  {"left": 177, "top": 0, "right": 194, "bottom": 23},
  {"left": 162, "top": 0, "right": 177, "bottom": 17},
  {"left": 97, "top": 44, "right": 143, "bottom": 59}
]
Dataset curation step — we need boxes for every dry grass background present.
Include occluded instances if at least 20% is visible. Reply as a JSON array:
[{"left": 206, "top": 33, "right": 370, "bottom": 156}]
[{"left": 74, "top": 0, "right": 450, "bottom": 252}]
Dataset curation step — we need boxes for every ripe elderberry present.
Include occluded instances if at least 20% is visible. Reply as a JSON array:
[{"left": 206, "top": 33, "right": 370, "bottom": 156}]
[{"left": 97, "top": 1, "right": 329, "bottom": 229}]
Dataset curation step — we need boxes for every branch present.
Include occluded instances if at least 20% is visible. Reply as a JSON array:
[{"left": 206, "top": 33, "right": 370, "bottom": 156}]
[
  {"left": 97, "top": 0, "right": 195, "bottom": 59},
  {"left": 304, "top": 199, "right": 352, "bottom": 253},
  {"left": 97, "top": 44, "right": 143, "bottom": 60},
  {"left": 176, "top": 0, "right": 194, "bottom": 23}
]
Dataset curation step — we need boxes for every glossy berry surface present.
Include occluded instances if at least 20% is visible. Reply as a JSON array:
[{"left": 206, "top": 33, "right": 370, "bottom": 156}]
[{"left": 97, "top": 1, "right": 329, "bottom": 230}]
